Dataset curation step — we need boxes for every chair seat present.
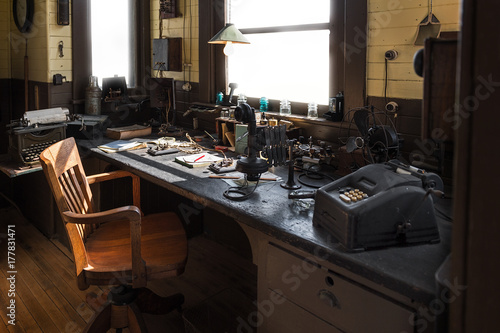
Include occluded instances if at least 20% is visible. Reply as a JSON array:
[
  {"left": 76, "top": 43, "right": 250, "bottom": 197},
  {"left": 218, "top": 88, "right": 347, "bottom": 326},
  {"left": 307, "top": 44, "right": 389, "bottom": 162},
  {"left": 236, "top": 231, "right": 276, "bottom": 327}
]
[{"left": 84, "top": 212, "right": 188, "bottom": 285}]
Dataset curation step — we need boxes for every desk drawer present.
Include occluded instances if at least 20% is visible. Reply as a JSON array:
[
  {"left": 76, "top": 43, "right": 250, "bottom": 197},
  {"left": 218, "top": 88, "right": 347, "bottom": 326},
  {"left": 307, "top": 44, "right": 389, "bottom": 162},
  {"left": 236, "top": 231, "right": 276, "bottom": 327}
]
[
  {"left": 261, "top": 289, "right": 341, "bottom": 333},
  {"left": 266, "top": 243, "right": 415, "bottom": 333}
]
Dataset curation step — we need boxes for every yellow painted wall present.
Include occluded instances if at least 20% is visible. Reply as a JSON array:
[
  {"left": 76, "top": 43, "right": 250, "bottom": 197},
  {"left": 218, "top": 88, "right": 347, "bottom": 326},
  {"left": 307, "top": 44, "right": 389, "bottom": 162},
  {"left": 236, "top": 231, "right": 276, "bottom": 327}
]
[
  {"left": 48, "top": 0, "right": 72, "bottom": 82},
  {"left": 7, "top": 0, "right": 71, "bottom": 83},
  {"left": 367, "top": 0, "right": 461, "bottom": 99},
  {"left": 10, "top": 0, "right": 48, "bottom": 82},
  {"left": 150, "top": 0, "right": 199, "bottom": 83}
]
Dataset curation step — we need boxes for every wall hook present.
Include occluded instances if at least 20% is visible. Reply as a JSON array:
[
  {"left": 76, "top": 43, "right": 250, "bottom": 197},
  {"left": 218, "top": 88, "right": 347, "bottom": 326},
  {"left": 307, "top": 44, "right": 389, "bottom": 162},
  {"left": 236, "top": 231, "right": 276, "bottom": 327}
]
[{"left": 58, "top": 41, "right": 64, "bottom": 58}]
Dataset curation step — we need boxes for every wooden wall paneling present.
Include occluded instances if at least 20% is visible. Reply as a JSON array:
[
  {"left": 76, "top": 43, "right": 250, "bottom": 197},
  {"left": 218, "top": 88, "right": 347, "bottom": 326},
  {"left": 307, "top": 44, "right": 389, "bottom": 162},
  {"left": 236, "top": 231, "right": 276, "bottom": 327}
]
[
  {"left": 0, "top": 78, "right": 11, "bottom": 154},
  {"left": 367, "top": 79, "right": 423, "bottom": 100},
  {"left": 49, "top": 81, "right": 73, "bottom": 112},
  {"left": 422, "top": 38, "right": 458, "bottom": 143},
  {"left": 366, "top": 0, "right": 460, "bottom": 100},
  {"left": 29, "top": 81, "right": 49, "bottom": 110},
  {"left": 9, "top": 79, "right": 24, "bottom": 119},
  {"left": 174, "top": 81, "right": 200, "bottom": 128},
  {"left": 365, "top": 96, "right": 421, "bottom": 137}
]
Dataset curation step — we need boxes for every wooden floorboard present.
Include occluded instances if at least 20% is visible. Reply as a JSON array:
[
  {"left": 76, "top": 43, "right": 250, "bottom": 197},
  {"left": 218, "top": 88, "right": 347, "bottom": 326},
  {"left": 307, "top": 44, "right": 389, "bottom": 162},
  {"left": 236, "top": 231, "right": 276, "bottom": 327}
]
[{"left": 0, "top": 206, "right": 257, "bottom": 332}]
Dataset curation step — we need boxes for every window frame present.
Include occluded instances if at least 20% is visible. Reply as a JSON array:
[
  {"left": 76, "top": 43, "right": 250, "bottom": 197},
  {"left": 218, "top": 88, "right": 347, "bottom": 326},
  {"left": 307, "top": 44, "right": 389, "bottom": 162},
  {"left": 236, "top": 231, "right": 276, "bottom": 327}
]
[
  {"left": 72, "top": 0, "right": 151, "bottom": 111},
  {"left": 199, "top": 0, "right": 367, "bottom": 116}
]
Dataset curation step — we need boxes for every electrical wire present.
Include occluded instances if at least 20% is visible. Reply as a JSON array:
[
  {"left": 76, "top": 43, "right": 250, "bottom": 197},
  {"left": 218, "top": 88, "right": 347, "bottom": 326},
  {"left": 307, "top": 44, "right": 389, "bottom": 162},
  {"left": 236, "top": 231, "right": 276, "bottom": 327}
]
[
  {"left": 294, "top": 164, "right": 338, "bottom": 188},
  {"left": 223, "top": 178, "right": 260, "bottom": 201},
  {"left": 384, "top": 58, "right": 388, "bottom": 105}
]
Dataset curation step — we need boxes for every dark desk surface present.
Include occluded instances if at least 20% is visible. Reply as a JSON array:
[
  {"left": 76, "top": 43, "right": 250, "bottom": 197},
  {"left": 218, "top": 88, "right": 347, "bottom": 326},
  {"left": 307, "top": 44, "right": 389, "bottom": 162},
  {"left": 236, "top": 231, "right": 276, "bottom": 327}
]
[
  {"left": 79, "top": 139, "right": 451, "bottom": 305},
  {"left": 0, "top": 154, "right": 42, "bottom": 178}
]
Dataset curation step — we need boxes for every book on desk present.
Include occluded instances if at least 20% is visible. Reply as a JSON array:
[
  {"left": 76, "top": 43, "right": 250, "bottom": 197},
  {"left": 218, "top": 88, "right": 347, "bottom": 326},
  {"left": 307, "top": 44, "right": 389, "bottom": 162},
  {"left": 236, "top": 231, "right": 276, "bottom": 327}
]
[
  {"left": 175, "top": 153, "right": 223, "bottom": 168},
  {"left": 106, "top": 124, "right": 152, "bottom": 140}
]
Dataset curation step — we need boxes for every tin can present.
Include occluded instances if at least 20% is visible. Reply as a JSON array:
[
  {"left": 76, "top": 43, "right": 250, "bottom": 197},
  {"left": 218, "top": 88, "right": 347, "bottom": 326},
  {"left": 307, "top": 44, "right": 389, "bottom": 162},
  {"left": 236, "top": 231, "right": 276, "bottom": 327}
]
[{"left": 85, "top": 76, "right": 102, "bottom": 115}]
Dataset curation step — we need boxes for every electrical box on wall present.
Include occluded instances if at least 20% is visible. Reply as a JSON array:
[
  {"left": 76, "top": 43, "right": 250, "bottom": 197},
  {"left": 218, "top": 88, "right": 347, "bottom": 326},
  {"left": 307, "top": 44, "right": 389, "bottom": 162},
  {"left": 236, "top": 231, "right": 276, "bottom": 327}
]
[
  {"left": 153, "top": 38, "right": 182, "bottom": 72},
  {"left": 160, "top": 0, "right": 179, "bottom": 19}
]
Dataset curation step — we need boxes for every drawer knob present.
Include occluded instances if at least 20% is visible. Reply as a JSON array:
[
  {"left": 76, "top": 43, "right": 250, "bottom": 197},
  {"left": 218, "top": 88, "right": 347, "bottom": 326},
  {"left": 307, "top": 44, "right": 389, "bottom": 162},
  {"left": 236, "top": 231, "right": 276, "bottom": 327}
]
[{"left": 318, "top": 289, "right": 341, "bottom": 309}]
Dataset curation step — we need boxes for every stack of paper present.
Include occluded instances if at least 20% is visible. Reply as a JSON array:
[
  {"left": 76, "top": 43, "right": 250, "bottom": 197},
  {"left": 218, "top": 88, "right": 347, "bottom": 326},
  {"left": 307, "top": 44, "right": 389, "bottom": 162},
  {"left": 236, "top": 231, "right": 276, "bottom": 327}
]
[{"left": 175, "top": 153, "right": 223, "bottom": 168}]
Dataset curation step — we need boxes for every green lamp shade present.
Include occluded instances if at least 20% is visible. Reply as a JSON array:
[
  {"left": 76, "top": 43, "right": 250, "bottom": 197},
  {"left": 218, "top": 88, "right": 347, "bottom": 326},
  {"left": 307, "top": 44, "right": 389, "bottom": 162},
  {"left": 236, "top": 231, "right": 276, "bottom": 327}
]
[{"left": 208, "top": 23, "right": 250, "bottom": 44}]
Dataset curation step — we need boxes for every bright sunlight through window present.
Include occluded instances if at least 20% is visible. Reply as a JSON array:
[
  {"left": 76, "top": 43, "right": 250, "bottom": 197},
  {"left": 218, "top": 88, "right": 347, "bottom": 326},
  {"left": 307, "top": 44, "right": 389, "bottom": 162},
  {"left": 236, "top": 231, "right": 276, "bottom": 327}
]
[
  {"left": 227, "top": 0, "right": 330, "bottom": 105},
  {"left": 91, "top": 0, "right": 134, "bottom": 87}
]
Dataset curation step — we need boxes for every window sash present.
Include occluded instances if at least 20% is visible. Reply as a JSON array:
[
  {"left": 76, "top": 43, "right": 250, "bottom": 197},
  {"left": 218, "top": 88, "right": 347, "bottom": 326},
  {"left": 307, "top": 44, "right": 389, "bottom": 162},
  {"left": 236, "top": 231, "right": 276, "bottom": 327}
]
[
  {"left": 239, "top": 23, "right": 330, "bottom": 35},
  {"left": 199, "top": 0, "right": 366, "bottom": 114}
]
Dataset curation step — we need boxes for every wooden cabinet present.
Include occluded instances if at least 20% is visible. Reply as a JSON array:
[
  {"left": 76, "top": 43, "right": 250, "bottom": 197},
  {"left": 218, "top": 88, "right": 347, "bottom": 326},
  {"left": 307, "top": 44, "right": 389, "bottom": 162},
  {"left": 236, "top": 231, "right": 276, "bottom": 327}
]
[
  {"left": 237, "top": 222, "right": 420, "bottom": 333},
  {"left": 262, "top": 243, "right": 415, "bottom": 333}
]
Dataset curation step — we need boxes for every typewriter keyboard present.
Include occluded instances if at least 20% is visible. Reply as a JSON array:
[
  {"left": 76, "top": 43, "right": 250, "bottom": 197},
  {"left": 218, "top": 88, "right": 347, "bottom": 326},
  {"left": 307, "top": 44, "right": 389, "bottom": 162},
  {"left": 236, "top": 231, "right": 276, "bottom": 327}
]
[{"left": 21, "top": 140, "right": 58, "bottom": 164}]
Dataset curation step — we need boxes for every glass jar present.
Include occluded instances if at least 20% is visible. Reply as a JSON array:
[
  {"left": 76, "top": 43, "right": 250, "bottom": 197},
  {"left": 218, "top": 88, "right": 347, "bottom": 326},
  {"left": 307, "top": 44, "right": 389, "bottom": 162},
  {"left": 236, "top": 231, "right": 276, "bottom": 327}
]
[
  {"left": 259, "top": 97, "right": 269, "bottom": 112},
  {"left": 237, "top": 93, "right": 247, "bottom": 106},
  {"left": 307, "top": 102, "right": 318, "bottom": 119},
  {"left": 279, "top": 99, "right": 291, "bottom": 115}
]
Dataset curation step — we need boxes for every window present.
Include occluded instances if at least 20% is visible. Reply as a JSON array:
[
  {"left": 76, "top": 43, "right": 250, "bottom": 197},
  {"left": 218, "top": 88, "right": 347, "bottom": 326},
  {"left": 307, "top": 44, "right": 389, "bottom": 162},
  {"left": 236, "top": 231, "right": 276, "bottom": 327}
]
[
  {"left": 90, "top": 0, "right": 136, "bottom": 88},
  {"left": 227, "top": 0, "right": 331, "bottom": 105}
]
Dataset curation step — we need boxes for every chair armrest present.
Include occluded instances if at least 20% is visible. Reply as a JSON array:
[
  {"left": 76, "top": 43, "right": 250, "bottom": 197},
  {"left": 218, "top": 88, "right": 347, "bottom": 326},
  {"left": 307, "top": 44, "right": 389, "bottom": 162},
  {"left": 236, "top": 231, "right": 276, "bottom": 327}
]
[
  {"left": 62, "top": 207, "right": 147, "bottom": 288},
  {"left": 86, "top": 170, "right": 141, "bottom": 214},
  {"left": 62, "top": 206, "right": 141, "bottom": 224}
]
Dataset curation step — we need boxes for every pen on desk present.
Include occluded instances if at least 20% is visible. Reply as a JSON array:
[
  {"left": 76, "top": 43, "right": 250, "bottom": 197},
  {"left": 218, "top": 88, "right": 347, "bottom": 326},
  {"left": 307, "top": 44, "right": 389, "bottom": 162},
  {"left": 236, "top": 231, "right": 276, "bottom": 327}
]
[
  {"left": 209, "top": 175, "right": 277, "bottom": 181},
  {"left": 194, "top": 155, "right": 205, "bottom": 162},
  {"left": 205, "top": 130, "right": 216, "bottom": 141}
]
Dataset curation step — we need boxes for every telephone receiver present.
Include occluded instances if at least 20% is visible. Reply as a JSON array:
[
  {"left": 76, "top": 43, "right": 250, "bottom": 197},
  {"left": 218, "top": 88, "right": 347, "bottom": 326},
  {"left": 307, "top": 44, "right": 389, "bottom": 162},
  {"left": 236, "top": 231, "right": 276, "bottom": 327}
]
[{"left": 222, "top": 82, "right": 238, "bottom": 106}]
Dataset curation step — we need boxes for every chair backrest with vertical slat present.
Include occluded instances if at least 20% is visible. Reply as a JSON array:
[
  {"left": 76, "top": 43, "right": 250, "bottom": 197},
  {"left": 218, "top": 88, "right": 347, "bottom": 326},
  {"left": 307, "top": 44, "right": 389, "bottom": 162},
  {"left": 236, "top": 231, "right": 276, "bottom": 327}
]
[{"left": 40, "top": 137, "right": 96, "bottom": 289}]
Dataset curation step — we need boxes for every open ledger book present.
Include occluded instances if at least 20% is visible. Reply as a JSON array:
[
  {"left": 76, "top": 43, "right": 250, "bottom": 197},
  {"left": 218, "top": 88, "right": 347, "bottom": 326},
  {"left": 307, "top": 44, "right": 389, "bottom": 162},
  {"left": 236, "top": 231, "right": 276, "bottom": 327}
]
[
  {"left": 174, "top": 153, "right": 223, "bottom": 168},
  {"left": 97, "top": 140, "right": 147, "bottom": 153}
]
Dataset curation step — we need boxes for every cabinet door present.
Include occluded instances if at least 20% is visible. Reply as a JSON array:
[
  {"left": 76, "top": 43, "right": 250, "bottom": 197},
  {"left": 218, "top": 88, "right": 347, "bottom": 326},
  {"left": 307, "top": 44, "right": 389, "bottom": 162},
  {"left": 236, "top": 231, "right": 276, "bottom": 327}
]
[
  {"left": 265, "top": 243, "right": 415, "bottom": 333},
  {"left": 259, "top": 290, "right": 342, "bottom": 333}
]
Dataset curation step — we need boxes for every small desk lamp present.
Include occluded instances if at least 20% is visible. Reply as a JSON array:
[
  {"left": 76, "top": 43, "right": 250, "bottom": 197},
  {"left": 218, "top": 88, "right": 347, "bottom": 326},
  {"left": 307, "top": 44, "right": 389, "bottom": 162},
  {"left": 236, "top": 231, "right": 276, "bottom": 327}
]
[{"left": 208, "top": 23, "right": 250, "bottom": 56}]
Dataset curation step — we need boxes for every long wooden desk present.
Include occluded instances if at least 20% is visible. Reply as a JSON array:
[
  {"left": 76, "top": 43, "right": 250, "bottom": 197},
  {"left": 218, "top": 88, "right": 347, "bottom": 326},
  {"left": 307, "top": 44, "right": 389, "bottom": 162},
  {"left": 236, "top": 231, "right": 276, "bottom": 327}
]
[{"left": 79, "top": 139, "right": 451, "bottom": 333}]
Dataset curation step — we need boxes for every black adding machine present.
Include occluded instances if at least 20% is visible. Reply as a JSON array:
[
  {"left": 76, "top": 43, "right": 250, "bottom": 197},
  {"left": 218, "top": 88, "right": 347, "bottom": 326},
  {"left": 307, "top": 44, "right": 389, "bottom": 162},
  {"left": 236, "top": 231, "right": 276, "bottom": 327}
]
[{"left": 312, "top": 160, "right": 443, "bottom": 251}]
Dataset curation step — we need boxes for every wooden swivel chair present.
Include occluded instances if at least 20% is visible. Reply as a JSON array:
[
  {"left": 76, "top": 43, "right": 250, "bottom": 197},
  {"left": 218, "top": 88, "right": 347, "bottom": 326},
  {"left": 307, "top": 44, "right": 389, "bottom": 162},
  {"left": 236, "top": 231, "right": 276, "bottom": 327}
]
[{"left": 40, "top": 137, "right": 188, "bottom": 332}]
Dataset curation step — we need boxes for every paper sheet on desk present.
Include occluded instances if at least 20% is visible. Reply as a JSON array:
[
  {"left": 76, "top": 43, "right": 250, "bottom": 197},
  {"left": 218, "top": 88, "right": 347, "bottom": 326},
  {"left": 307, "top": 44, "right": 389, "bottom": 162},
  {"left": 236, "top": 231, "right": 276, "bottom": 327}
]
[{"left": 221, "top": 171, "right": 281, "bottom": 187}]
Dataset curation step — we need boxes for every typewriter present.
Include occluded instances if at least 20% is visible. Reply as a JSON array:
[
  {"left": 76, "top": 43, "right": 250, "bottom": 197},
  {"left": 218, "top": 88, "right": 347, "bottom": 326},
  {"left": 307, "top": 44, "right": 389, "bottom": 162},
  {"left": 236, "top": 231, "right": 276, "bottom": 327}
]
[
  {"left": 8, "top": 108, "right": 68, "bottom": 165},
  {"left": 312, "top": 160, "right": 443, "bottom": 251}
]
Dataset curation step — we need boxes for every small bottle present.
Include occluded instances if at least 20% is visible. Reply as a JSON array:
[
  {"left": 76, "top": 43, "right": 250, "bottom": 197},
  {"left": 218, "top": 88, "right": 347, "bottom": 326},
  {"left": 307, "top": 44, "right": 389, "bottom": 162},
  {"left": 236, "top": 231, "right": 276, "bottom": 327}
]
[
  {"left": 279, "top": 99, "right": 291, "bottom": 115},
  {"left": 216, "top": 92, "right": 224, "bottom": 105},
  {"left": 307, "top": 102, "right": 318, "bottom": 119},
  {"left": 260, "top": 112, "right": 268, "bottom": 125}
]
